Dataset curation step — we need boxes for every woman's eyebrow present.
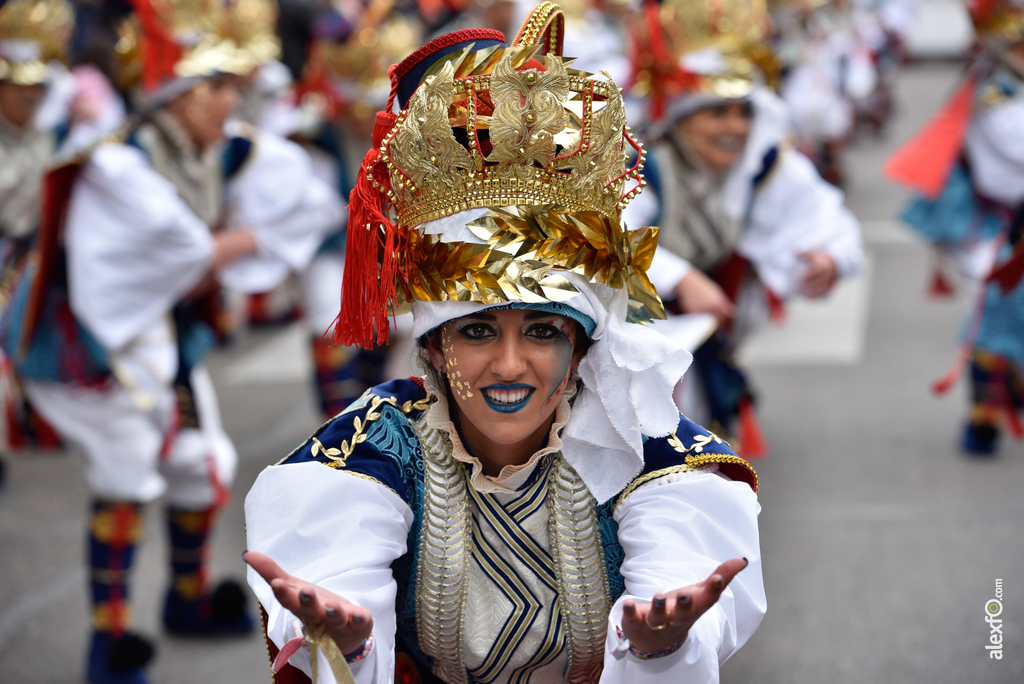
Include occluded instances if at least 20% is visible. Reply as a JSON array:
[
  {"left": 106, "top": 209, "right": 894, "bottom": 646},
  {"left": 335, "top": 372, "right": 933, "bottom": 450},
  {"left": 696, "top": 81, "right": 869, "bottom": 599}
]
[{"left": 524, "top": 311, "right": 560, "bottom": 321}]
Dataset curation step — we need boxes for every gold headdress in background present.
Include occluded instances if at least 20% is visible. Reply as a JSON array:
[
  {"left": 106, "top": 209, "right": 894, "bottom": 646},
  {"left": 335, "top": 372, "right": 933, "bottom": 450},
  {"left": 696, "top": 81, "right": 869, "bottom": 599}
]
[
  {"left": 970, "top": 0, "right": 1024, "bottom": 44},
  {"left": 221, "top": 0, "right": 281, "bottom": 71},
  {"left": 0, "top": 0, "right": 75, "bottom": 85},
  {"left": 114, "top": 0, "right": 254, "bottom": 95},
  {"left": 337, "top": 2, "right": 661, "bottom": 348},
  {"left": 632, "top": 0, "right": 779, "bottom": 117}
]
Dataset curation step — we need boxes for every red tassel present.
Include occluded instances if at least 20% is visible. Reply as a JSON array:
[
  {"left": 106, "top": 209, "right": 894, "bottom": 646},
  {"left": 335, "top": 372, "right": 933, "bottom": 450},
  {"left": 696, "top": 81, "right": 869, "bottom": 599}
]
[
  {"left": 1005, "top": 401, "right": 1024, "bottom": 438},
  {"left": 932, "top": 344, "right": 972, "bottom": 395},
  {"left": 737, "top": 396, "right": 768, "bottom": 460},
  {"left": 883, "top": 74, "right": 977, "bottom": 199},
  {"left": 765, "top": 289, "right": 786, "bottom": 324},
  {"left": 986, "top": 243, "right": 1024, "bottom": 293},
  {"left": 928, "top": 266, "right": 956, "bottom": 297},
  {"left": 332, "top": 110, "right": 403, "bottom": 350}
]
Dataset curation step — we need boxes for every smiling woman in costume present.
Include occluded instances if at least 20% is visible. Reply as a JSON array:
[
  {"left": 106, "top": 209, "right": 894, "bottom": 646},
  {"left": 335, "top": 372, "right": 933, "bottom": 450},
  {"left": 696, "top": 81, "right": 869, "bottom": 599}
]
[
  {"left": 244, "top": 5, "right": 765, "bottom": 683},
  {"left": 625, "top": 0, "right": 863, "bottom": 452}
]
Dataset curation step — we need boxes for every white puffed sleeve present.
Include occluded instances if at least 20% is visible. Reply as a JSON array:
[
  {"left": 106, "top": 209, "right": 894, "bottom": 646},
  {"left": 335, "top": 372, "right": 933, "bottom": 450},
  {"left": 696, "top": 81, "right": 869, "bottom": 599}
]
[
  {"left": 218, "top": 128, "right": 345, "bottom": 293},
  {"left": 964, "top": 98, "right": 1024, "bottom": 207},
  {"left": 740, "top": 149, "right": 863, "bottom": 299},
  {"left": 600, "top": 470, "right": 765, "bottom": 684},
  {"left": 66, "top": 143, "right": 214, "bottom": 351},
  {"left": 245, "top": 462, "right": 414, "bottom": 684}
]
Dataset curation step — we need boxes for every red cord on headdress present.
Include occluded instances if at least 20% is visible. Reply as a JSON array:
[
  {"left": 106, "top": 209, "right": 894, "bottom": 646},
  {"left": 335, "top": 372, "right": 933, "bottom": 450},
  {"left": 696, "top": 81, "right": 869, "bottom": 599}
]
[{"left": 126, "top": 0, "right": 182, "bottom": 92}]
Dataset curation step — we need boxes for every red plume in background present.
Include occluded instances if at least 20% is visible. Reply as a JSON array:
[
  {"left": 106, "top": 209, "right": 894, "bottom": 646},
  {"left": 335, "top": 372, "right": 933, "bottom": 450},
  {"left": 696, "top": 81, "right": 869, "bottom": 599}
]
[{"left": 126, "top": 0, "right": 182, "bottom": 92}]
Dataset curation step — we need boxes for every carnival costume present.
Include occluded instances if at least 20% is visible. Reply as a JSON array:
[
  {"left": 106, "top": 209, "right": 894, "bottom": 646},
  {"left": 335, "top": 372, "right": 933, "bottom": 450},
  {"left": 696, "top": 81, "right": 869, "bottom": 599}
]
[
  {"left": 246, "top": 5, "right": 765, "bottom": 683},
  {"left": 886, "top": 0, "right": 1024, "bottom": 454},
  {"left": 624, "top": 0, "right": 863, "bottom": 452},
  {"left": 774, "top": 0, "right": 878, "bottom": 185},
  {"left": 0, "top": 0, "right": 76, "bottom": 457},
  {"left": 0, "top": 1, "right": 342, "bottom": 681}
]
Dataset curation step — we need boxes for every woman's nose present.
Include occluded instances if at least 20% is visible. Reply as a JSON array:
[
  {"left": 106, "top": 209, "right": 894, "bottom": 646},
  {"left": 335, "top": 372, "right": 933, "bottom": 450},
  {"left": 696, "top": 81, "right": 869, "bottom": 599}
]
[{"left": 490, "top": 336, "right": 527, "bottom": 380}]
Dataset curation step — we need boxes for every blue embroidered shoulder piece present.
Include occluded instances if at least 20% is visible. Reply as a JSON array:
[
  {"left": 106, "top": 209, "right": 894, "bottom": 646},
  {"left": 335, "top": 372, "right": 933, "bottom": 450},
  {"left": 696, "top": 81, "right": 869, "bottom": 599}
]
[
  {"left": 614, "top": 415, "right": 758, "bottom": 509},
  {"left": 279, "top": 377, "right": 433, "bottom": 501}
]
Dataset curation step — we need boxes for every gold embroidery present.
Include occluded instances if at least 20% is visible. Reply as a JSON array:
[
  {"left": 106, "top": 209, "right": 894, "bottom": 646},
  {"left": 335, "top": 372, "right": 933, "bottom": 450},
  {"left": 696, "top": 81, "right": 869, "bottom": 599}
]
[
  {"left": 310, "top": 393, "right": 434, "bottom": 469},
  {"left": 667, "top": 428, "right": 725, "bottom": 454}
]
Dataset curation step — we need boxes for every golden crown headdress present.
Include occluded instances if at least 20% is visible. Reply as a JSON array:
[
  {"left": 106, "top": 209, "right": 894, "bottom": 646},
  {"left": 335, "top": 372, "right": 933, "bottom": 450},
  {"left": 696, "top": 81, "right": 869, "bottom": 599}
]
[
  {"left": 0, "top": 0, "right": 75, "bottom": 86},
  {"left": 632, "top": 0, "right": 779, "bottom": 116},
  {"left": 970, "top": 0, "right": 1024, "bottom": 43},
  {"left": 308, "top": 0, "right": 422, "bottom": 116},
  {"left": 115, "top": 0, "right": 253, "bottom": 95},
  {"left": 221, "top": 0, "right": 281, "bottom": 71},
  {"left": 335, "top": 3, "right": 660, "bottom": 349}
]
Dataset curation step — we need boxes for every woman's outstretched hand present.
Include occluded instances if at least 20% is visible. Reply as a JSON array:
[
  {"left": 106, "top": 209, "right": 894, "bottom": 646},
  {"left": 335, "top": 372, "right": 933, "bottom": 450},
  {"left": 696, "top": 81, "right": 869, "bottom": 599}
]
[
  {"left": 244, "top": 551, "right": 373, "bottom": 656},
  {"left": 619, "top": 557, "right": 749, "bottom": 654}
]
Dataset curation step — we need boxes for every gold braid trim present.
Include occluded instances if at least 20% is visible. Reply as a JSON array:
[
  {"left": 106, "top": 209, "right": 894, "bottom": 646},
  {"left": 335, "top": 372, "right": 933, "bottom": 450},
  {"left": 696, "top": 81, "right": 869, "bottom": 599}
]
[
  {"left": 615, "top": 457, "right": 759, "bottom": 510},
  {"left": 549, "top": 455, "right": 611, "bottom": 683},
  {"left": 615, "top": 464, "right": 715, "bottom": 510},
  {"left": 414, "top": 421, "right": 471, "bottom": 684}
]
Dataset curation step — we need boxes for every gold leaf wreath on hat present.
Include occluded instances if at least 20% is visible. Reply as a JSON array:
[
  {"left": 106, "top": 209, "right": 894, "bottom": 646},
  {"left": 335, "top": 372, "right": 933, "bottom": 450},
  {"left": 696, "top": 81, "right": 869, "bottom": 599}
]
[{"left": 403, "top": 205, "right": 666, "bottom": 325}]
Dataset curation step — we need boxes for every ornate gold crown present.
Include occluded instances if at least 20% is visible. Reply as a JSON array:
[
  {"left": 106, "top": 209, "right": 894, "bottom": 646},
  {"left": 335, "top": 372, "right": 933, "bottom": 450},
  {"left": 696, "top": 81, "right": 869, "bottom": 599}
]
[
  {"left": 335, "top": 3, "right": 658, "bottom": 348},
  {"left": 377, "top": 43, "right": 644, "bottom": 228},
  {"left": 0, "top": 0, "right": 75, "bottom": 85},
  {"left": 115, "top": 0, "right": 254, "bottom": 94}
]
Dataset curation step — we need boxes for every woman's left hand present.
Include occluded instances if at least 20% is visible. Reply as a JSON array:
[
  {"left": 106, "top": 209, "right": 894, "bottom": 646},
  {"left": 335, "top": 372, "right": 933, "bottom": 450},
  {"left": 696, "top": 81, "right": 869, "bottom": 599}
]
[
  {"left": 619, "top": 557, "right": 749, "bottom": 654},
  {"left": 797, "top": 251, "right": 838, "bottom": 298}
]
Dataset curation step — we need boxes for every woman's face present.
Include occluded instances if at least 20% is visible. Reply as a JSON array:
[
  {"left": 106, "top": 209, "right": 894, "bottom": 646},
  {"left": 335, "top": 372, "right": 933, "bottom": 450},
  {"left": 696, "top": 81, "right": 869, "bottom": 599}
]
[
  {"left": 427, "top": 308, "right": 583, "bottom": 464},
  {"left": 166, "top": 74, "right": 240, "bottom": 151},
  {"left": 675, "top": 101, "right": 754, "bottom": 173},
  {"left": 0, "top": 82, "right": 45, "bottom": 128}
]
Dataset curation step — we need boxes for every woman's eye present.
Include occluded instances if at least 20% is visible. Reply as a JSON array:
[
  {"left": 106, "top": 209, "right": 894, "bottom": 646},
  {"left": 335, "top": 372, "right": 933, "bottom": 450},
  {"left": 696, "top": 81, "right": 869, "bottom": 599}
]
[
  {"left": 457, "top": 324, "right": 494, "bottom": 340},
  {"left": 526, "top": 324, "right": 560, "bottom": 340}
]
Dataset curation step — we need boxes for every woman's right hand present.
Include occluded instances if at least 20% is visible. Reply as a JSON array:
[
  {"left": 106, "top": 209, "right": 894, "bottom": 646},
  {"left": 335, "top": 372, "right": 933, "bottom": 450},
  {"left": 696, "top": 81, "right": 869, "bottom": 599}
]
[
  {"left": 673, "top": 269, "right": 735, "bottom": 326},
  {"left": 244, "top": 551, "right": 374, "bottom": 656}
]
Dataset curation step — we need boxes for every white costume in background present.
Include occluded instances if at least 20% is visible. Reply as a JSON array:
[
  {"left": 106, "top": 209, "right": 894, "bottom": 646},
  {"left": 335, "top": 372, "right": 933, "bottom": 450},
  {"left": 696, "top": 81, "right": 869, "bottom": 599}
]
[
  {"left": 628, "top": 88, "right": 863, "bottom": 334},
  {"left": 24, "top": 122, "right": 343, "bottom": 504}
]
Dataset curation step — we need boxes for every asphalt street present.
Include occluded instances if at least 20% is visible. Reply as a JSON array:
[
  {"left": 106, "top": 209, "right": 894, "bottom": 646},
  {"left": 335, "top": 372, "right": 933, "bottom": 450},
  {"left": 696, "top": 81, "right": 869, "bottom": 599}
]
[{"left": 0, "top": 60, "right": 1022, "bottom": 683}]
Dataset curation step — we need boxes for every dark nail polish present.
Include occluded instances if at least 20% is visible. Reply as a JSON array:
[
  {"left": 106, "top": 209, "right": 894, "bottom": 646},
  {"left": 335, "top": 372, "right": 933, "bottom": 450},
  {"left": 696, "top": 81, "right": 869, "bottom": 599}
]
[
  {"left": 742, "top": 556, "right": 749, "bottom": 566},
  {"left": 299, "top": 592, "right": 312, "bottom": 604},
  {"left": 623, "top": 602, "right": 635, "bottom": 613},
  {"left": 241, "top": 550, "right": 248, "bottom": 561},
  {"left": 325, "top": 607, "right": 338, "bottom": 618},
  {"left": 653, "top": 596, "right": 666, "bottom": 609},
  {"left": 352, "top": 615, "right": 363, "bottom": 624},
  {"left": 680, "top": 594, "right": 690, "bottom": 603}
]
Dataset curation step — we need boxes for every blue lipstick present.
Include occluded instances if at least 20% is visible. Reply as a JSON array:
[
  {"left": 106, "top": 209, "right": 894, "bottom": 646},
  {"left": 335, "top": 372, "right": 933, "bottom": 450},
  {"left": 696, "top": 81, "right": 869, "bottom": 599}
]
[{"left": 481, "top": 384, "right": 535, "bottom": 413}]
